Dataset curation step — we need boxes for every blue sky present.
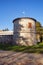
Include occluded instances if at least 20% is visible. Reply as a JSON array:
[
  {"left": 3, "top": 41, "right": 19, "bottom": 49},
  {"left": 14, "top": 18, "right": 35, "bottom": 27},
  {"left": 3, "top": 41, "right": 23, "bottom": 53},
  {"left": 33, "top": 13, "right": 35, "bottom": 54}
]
[{"left": 0, "top": 0, "right": 43, "bottom": 30}]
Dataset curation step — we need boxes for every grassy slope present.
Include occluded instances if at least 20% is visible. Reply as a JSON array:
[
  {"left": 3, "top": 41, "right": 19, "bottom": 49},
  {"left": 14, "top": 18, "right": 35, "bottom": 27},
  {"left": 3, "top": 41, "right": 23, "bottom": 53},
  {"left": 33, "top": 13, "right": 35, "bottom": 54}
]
[{"left": 0, "top": 42, "right": 43, "bottom": 53}]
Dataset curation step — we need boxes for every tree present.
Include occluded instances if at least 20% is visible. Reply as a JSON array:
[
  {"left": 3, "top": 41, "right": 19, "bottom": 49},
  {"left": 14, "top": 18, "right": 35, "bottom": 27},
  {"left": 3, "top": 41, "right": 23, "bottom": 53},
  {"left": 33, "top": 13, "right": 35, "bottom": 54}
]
[
  {"left": 2, "top": 28, "right": 9, "bottom": 31},
  {"left": 36, "top": 21, "right": 41, "bottom": 33},
  {"left": 36, "top": 21, "right": 43, "bottom": 42}
]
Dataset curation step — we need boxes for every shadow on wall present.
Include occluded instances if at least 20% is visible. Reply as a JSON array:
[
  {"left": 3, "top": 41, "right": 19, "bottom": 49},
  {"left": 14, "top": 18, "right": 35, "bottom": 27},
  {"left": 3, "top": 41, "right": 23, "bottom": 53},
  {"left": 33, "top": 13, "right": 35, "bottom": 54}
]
[
  {"left": 14, "top": 19, "right": 24, "bottom": 45},
  {"left": 0, "top": 35, "right": 13, "bottom": 45},
  {"left": 14, "top": 19, "right": 34, "bottom": 46}
]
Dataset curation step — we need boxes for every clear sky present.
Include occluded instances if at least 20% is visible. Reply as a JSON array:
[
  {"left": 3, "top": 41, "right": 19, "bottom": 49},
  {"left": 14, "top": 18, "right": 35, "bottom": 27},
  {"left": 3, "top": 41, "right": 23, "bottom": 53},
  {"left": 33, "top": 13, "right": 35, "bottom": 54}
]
[{"left": 0, "top": 0, "right": 43, "bottom": 30}]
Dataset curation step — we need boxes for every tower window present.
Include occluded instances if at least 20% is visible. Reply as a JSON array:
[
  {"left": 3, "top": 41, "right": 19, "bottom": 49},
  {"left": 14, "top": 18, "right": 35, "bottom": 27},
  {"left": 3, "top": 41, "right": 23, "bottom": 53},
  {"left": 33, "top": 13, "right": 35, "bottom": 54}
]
[{"left": 28, "top": 23, "right": 32, "bottom": 28}]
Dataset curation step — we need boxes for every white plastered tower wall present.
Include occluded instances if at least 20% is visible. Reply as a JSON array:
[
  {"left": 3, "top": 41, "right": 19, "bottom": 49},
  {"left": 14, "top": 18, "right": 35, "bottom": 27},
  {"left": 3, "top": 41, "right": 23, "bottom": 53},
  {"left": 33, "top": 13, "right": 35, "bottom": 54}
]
[{"left": 13, "top": 17, "right": 36, "bottom": 46}]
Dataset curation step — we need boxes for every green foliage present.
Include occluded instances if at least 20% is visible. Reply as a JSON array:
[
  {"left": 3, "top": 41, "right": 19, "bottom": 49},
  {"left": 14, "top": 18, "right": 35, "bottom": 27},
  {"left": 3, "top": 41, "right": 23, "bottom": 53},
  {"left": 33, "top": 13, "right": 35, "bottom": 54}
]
[
  {"left": 36, "top": 21, "right": 43, "bottom": 34},
  {"left": 0, "top": 42, "right": 43, "bottom": 53},
  {"left": 36, "top": 21, "right": 41, "bottom": 33}
]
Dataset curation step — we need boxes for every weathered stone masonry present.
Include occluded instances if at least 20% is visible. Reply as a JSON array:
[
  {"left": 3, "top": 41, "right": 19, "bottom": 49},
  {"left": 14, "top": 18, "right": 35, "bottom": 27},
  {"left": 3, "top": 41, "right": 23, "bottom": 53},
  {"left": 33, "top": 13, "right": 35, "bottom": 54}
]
[
  {"left": 13, "top": 17, "right": 36, "bottom": 46},
  {"left": 0, "top": 31, "right": 13, "bottom": 44}
]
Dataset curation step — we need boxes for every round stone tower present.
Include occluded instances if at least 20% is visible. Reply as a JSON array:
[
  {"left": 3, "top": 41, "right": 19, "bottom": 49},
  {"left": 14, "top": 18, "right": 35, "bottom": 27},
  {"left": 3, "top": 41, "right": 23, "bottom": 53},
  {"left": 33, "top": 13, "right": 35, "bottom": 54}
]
[{"left": 13, "top": 17, "right": 36, "bottom": 46}]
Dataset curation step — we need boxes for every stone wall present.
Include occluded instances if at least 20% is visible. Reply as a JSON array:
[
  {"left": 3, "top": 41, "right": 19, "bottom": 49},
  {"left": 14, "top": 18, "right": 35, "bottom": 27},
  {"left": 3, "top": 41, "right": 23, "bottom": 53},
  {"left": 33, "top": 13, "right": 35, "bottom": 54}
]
[{"left": 0, "top": 35, "right": 13, "bottom": 44}]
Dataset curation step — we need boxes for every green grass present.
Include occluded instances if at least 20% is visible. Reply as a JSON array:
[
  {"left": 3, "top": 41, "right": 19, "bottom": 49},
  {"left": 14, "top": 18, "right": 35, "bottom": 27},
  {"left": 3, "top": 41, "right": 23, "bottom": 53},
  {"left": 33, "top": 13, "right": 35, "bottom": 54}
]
[{"left": 0, "top": 42, "right": 43, "bottom": 53}]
